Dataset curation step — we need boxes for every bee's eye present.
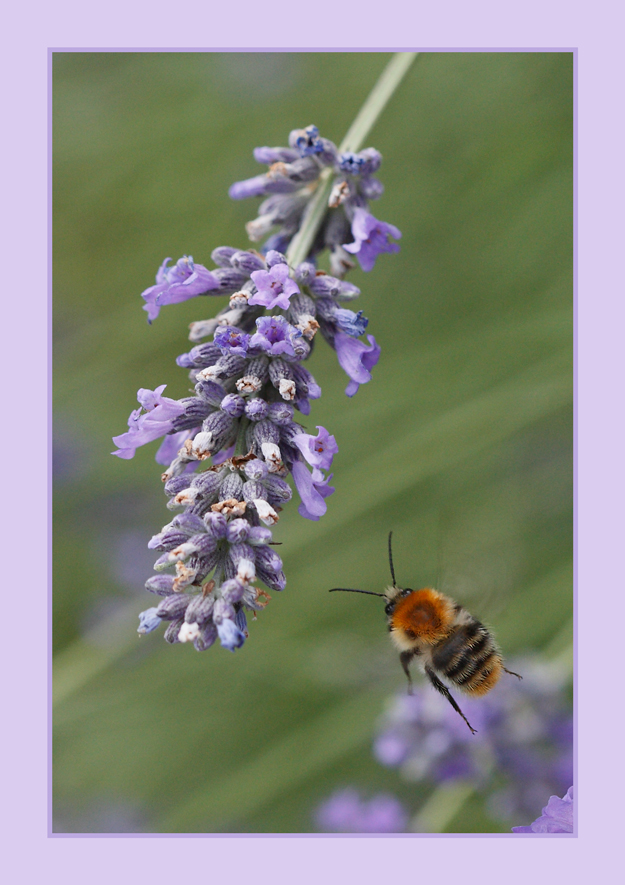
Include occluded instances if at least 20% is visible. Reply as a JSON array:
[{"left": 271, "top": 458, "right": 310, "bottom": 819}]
[{"left": 384, "top": 603, "right": 394, "bottom": 615}]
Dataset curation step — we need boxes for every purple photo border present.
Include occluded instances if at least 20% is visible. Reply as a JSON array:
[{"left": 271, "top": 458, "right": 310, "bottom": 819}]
[
  {"left": 47, "top": 46, "right": 577, "bottom": 840},
  {"left": 50, "top": 46, "right": 575, "bottom": 833},
  {"left": 7, "top": 0, "right": 615, "bottom": 877}
]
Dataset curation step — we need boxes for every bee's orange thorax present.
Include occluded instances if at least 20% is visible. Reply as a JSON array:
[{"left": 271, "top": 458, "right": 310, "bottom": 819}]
[{"left": 390, "top": 588, "right": 454, "bottom": 644}]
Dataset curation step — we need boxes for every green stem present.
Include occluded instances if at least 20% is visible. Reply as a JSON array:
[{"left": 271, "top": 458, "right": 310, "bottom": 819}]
[
  {"left": 286, "top": 52, "right": 418, "bottom": 269},
  {"left": 234, "top": 416, "right": 251, "bottom": 457}
]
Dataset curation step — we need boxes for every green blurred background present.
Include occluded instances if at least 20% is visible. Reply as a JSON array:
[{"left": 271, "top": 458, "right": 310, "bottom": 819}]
[{"left": 53, "top": 51, "right": 573, "bottom": 833}]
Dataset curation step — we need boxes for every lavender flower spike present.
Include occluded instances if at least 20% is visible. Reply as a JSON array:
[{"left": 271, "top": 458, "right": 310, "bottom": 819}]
[
  {"left": 335, "top": 332, "right": 381, "bottom": 397},
  {"left": 512, "top": 787, "right": 574, "bottom": 833},
  {"left": 115, "top": 50, "right": 416, "bottom": 658},
  {"left": 141, "top": 256, "right": 220, "bottom": 322},
  {"left": 343, "top": 208, "right": 401, "bottom": 272}
]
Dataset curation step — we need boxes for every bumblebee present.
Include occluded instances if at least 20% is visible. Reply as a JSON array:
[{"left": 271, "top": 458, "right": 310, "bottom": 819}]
[{"left": 330, "top": 532, "right": 521, "bottom": 734}]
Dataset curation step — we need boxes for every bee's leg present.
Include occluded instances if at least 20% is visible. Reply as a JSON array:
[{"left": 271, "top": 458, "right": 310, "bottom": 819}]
[
  {"left": 424, "top": 666, "right": 477, "bottom": 735},
  {"left": 503, "top": 667, "right": 522, "bottom": 680},
  {"left": 399, "top": 651, "right": 415, "bottom": 694}
]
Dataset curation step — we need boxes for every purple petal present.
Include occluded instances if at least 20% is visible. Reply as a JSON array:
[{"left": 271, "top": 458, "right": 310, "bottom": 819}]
[
  {"left": 512, "top": 787, "right": 574, "bottom": 834},
  {"left": 292, "top": 460, "right": 327, "bottom": 521},
  {"left": 343, "top": 208, "right": 401, "bottom": 272},
  {"left": 335, "top": 333, "right": 381, "bottom": 396},
  {"left": 155, "top": 428, "right": 197, "bottom": 466}
]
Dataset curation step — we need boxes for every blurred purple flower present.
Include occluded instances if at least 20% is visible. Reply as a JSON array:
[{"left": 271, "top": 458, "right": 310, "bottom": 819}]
[
  {"left": 343, "top": 208, "right": 401, "bottom": 271},
  {"left": 141, "top": 256, "right": 219, "bottom": 322},
  {"left": 315, "top": 788, "right": 408, "bottom": 833},
  {"left": 512, "top": 786, "right": 574, "bottom": 833},
  {"left": 374, "top": 657, "right": 573, "bottom": 824}
]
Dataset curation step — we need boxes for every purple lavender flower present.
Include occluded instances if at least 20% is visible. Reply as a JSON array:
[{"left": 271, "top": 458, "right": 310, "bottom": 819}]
[
  {"left": 115, "top": 116, "right": 405, "bottom": 657},
  {"left": 512, "top": 787, "right": 574, "bottom": 834},
  {"left": 343, "top": 208, "right": 401, "bottom": 272},
  {"left": 335, "top": 332, "right": 381, "bottom": 396},
  {"left": 248, "top": 315, "right": 302, "bottom": 358},
  {"left": 141, "top": 256, "right": 220, "bottom": 322},
  {"left": 290, "top": 124, "right": 324, "bottom": 157},
  {"left": 216, "top": 618, "right": 246, "bottom": 652},
  {"left": 292, "top": 461, "right": 334, "bottom": 521},
  {"left": 214, "top": 325, "right": 251, "bottom": 357},
  {"left": 112, "top": 386, "right": 186, "bottom": 459},
  {"left": 338, "top": 152, "right": 366, "bottom": 175},
  {"left": 315, "top": 789, "right": 408, "bottom": 834},
  {"left": 137, "top": 608, "right": 162, "bottom": 635},
  {"left": 334, "top": 308, "right": 368, "bottom": 337},
  {"left": 249, "top": 262, "right": 300, "bottom": 310},
  {"left": 291, "top": 426, "right": 338, "bottom": 471}
]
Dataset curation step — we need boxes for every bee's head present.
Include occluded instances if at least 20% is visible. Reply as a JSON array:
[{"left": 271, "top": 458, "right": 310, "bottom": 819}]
[{"left": 383, "top": 584, "right": 413, "bottom": 616}]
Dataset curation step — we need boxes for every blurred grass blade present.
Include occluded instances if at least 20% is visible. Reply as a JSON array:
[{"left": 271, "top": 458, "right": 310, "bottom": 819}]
[{"left": 156, "top": 689, "right": 389, "bottom": 832}]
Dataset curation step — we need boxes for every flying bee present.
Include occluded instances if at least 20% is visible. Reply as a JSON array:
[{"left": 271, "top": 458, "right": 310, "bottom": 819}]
[{"left": 330, "top": 532, "right": 521, "bottom": 734}]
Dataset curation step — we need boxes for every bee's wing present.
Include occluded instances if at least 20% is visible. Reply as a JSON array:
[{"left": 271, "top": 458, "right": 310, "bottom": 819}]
[{"left": 436, "top": 510, "right": 521, "bottom": 620}]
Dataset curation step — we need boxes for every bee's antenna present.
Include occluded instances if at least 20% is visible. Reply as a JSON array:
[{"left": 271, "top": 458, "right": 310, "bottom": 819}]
[
  {"left": 329, "top": 588, "right": 386, "bottom": 598},
  {"left": 388, "top": 531, "right": 397, "bottom": 587}
]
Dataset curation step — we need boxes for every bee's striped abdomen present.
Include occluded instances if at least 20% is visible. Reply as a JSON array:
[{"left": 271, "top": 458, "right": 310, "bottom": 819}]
[{"left": 430, "top": 618, "right": 502, "bottom": 697}]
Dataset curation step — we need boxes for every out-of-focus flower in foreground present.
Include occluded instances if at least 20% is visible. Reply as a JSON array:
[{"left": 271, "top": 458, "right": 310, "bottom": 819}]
[
  {"left": 315, "top": 788, "right": 408, "bottom": 834},
  {"left": 313, "top": 655, "right": 572, "bottom": 832},
  {"left": 512, "top": 786, "right": 574, "bottom": 833}
]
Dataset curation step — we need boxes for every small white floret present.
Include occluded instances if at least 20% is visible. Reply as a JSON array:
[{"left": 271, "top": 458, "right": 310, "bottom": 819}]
[
  {"left": 229, "top": 292, "right": 249, "bottom": 309},
  {"left": 173, "top": 562, "right": 198, "bottom": 590},
  {"left": 236, "top": 375, "right": 263, "bottom": 395},
  {"left": 278, "top": 379, "right": 296, "bottom": 401},
  {"left": 189, "top": 318, "right": 220, "bottom": 342},
  {"left": 237, "top": 559, "right": 256, "bottom": 584},
  {"left": 329, "top": 180, "right": 350, "bottom": 208},
  {"left": 197, "top": 366, "right": 222, "bottom": 382},
  {"left": 295, "top": 315, "right": 320, "bottom": 340},
  {"left": 172, "top": 488, "right": 199, "bottom": 507},
  {"left": 167, "top": 542, "right": 195, "bottom": 563},
  {"left": 261, "top": 442, "right": 283, "bottom": 472},
  {"left": 178, "top": 622, "right": 201, "bottom": 643},
  {"left": 220, "top": 306, "right": 246, "bottom": 324},
  {"left": 191, "top": 431, "right": 214, "bottom": 459},
  {"left": 254, "top": 499, "right": 279, "bottom": 526},
  {"left": 246, "top": 214, "right": 274, "bottom": 242}
]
